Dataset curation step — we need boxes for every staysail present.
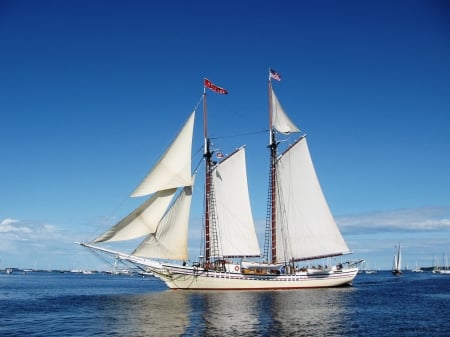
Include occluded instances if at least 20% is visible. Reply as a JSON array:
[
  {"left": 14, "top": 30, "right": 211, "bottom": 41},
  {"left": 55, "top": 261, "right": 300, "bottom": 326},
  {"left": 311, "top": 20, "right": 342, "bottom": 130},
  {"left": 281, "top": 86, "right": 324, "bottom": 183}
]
[
  {"left": 132, "top": 182, "right": 194, "bottom": 260},
  {"left": 210, "top": 147, "right": 261, "bottom": 258},
  {"left": 92, "top": 188, "right": 177, "bottom": 243}
]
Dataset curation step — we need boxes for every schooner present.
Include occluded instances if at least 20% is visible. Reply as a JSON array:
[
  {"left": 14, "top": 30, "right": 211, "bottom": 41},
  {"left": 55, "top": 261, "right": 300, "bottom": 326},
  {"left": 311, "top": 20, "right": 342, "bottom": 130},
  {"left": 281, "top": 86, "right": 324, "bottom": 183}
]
[{"left": 79, "top": 70, "right": 362, "bottom": 289}]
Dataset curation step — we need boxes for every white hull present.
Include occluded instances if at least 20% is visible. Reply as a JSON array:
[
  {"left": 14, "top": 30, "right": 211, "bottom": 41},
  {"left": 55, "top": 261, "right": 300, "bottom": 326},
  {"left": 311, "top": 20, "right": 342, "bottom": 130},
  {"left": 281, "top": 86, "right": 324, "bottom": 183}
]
[
  {"left": 151, "top": 264, "right": 358, "bottom": 290},
  {"left": 79, "top": 243, "right": 359, "bottom": 290}
]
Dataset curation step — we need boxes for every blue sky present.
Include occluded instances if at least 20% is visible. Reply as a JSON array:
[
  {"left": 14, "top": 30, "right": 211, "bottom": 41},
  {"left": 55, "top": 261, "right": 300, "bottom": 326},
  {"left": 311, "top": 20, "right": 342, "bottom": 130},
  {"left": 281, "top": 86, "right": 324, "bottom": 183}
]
[{"left": 1, "top": 0, "right": 449, "bottom": 271}]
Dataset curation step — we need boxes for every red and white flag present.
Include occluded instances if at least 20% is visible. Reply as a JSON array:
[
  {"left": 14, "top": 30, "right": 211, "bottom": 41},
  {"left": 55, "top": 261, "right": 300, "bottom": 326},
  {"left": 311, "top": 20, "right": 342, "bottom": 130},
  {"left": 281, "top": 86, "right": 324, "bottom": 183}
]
[
  {"left": 269, "top": 68, "right": 281, "bottom": 81},
  {"left": 204, "top": 78, "right": 228, "bottom": 94}
]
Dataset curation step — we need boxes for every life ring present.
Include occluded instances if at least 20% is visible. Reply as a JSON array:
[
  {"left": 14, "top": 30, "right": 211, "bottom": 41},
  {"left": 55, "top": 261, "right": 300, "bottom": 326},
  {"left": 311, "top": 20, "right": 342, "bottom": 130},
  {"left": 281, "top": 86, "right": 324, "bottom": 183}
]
[{"left": 234, "top": 265, "right": 240, "bottom": 272}]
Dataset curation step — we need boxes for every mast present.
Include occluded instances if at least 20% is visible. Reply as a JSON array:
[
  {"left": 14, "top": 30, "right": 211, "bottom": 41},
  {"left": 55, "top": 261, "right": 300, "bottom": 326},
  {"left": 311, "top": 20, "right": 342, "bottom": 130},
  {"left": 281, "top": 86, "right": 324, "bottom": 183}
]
[
  {"left": 203, "top": 87, "right": 212, "bottom": 263},
  {"left": 202, "top": 78, "right": 229, "bottom": 264},
  {"left": 268, "top": 77, "right": 277, "bottom": 264}
]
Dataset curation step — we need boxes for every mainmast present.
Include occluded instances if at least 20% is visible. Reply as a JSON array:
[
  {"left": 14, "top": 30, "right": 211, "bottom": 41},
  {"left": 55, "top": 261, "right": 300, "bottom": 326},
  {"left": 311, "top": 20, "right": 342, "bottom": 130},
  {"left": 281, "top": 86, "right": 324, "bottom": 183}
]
[
  {"left": 266, "top": 68, "right": 282, "bottom": 264},
  {"left": 268, "top": 77, "right": 277, "bottom": 264}
]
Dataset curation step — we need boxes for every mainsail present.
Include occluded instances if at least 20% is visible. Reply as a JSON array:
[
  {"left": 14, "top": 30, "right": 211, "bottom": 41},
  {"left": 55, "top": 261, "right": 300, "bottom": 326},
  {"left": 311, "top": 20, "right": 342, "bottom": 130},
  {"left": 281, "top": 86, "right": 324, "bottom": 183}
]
[
  {"left": 275, "top": 137, "right": 350, "bottom": 262},
  {"left": 269, "top": 85, "right": 350, "bottom": 263}
]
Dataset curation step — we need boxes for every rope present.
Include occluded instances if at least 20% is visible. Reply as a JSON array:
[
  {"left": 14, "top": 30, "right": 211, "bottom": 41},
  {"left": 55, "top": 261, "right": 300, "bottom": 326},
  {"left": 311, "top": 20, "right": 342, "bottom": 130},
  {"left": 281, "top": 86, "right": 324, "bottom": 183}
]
[{"left": 210, "top": 129, "right": 267, "bottom": 140}]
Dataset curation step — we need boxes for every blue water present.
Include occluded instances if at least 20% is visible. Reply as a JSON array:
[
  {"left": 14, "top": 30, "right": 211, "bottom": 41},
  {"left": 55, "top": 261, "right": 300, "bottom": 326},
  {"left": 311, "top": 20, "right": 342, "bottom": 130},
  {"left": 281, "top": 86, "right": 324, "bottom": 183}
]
[{"left": 1, "top": 271, "right": 449, "bottom": 336}]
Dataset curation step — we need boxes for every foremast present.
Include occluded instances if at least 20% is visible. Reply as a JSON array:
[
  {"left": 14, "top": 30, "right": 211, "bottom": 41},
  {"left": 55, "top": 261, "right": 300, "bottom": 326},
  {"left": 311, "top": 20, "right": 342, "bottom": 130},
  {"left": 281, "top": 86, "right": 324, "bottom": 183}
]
[
  {"left": 203, "top": 84, "right": 212, "bottom": 264},
  {"left": 202, "top": 78, "right": 229, "bottom": 265},
  {"left": 202, "top": 78, "right": 260, "bottom": 268}
]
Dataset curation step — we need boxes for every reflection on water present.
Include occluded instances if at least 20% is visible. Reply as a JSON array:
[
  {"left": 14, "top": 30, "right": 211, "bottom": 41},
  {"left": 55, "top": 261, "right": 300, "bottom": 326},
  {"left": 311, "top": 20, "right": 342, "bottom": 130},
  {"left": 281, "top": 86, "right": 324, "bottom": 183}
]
[
  {"left": 108, "top": 291, "right": 190, "bottom": 337},
  {"left": 122, "top": 287, "right": 355, "bottom": 336},
  {"left": 209, "top": 289, "right": 354, "bottom": 336},
  {"left": 85, "top": 286, "right": 355, "bottom": 336}
]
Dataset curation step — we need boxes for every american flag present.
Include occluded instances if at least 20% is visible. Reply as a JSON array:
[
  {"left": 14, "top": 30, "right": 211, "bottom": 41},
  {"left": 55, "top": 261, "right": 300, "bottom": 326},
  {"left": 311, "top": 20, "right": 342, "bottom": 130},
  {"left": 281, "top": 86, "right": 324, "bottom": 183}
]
[
  {"left": 216, "top": 152, "right": 224, "bottom": 158},
  {"left": 269, "top": 68, "right": 281, "bottom": 81}
]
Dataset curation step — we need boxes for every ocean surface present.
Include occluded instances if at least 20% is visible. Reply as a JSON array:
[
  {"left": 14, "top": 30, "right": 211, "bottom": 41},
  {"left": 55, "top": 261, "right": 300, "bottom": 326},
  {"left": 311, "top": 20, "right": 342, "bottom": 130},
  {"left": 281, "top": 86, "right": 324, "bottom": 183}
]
[{"left": 1, "top": 270, "right": 449, "bottom": 337}]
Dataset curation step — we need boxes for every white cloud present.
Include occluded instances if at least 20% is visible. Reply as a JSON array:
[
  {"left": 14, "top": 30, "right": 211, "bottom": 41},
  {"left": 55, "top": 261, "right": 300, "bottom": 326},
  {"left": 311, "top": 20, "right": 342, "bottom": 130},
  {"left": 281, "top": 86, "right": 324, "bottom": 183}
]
[
  {"left": 337, "top": 206, "right": 450, "bottom": 234},
  {"left": 0, "top": 218, "right": 32, "bottom": 236},
  {"left": 1, "top": 218, "right": 73, "bottom": 236},
  {"left": 0, "top": 217, "right": 103, "bottom": 270},
  {"left": 1, "top": 218, "right": 20, "bottom": 226}
]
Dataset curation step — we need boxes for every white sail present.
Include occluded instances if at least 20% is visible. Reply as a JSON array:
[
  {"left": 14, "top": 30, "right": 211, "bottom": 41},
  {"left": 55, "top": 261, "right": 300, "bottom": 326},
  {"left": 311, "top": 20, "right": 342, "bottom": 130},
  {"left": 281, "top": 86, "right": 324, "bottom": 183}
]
[
  {"left": 271, "top": 88, "right": 300, "bottom": 134},
  {"left": 275, "top": 137, "right": 350, "bottom": 262},
  {"left": 92, "top": 188, "right": 177, "bottom": 243},
  {"left": 132, "top": 182, "right": 194, "bottom": 260},
  {"left": 131, "top": 111, "right": 195, "bottom": 197},
  {"left": 210, "top": 147, "right": 261, "bottom": 258},
  {"left": 393, "top": 244, "right": 401, "bottom": 271}
]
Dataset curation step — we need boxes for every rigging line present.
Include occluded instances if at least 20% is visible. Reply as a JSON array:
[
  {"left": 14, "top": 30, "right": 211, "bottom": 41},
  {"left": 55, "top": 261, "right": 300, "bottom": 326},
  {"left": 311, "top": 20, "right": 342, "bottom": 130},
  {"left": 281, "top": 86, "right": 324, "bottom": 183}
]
[
  {"left": 193, "top": 144, "right": 204, "bottom": 162},
  {"left": 193, "top": 156, "right": 203, "bottom": 173},
  {"left": 87, "top": 190, "right": 137, "bottom": 243},
  {"left": 85, "top": 247, "right": 117, "bottom": 269},
  {"left": 193, "top": 94, "right": 204, "bottom": 113},
  {"left": 210, "top": 129, "right": 268, "bottom": 140}
]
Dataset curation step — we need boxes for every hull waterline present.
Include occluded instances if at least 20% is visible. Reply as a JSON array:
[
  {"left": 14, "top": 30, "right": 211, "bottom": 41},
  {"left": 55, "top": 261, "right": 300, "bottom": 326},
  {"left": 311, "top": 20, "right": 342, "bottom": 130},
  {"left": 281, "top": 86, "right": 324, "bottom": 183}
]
[{"left": 150, "top": 265, "right": 358, "bottom": 290}]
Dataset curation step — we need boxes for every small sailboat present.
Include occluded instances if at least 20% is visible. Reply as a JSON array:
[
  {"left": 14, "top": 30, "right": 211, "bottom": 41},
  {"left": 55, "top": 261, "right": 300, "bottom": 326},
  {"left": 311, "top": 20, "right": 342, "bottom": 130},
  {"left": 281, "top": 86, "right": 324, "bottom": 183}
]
[
  {"left": 364, "top": 263, "right": 377, "bottom": 274},
  {"left": 412, "top": 261, "right": 422, "bottom": 273},
  {"left": 433, "top": 253, "right": 450, "bottom": 274},
  {"left": 79, "top": 70, "right": 362, "bottom": 290},
  {"left": 392, "top": 244, "right": 402, "bottom": 275}
]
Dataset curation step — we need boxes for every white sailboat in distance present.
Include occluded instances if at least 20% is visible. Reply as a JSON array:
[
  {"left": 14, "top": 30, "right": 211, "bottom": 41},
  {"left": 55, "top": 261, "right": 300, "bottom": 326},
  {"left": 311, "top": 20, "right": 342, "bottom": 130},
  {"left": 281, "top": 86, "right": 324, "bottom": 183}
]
[
  {"left": 392, "top": 244, "right": 402, "bottom": 276},
  {"left": 79, "top": 71, "right": 363, "bottom": 290}
]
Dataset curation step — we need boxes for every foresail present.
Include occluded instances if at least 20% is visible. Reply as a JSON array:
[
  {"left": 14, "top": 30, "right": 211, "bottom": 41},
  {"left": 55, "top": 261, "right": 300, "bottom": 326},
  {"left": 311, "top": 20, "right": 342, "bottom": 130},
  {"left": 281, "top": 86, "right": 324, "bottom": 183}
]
[
  {"left": 271, "top": 88, "right": 300, "bottom": 134},
  {"left": 211, "top": 147, "right": 261, "bottom": 258},
  {"left": 131, "top": 111, "right": 195, "bottom": 197},
  {"left": 275, "top": 137, "right": 350, "bottom": 262},
  {"left": 132, "top": 179, "right": 194, "bottom": 260},
  {"left": 92, "top": 188, "right": 177, "bottom": 243}
]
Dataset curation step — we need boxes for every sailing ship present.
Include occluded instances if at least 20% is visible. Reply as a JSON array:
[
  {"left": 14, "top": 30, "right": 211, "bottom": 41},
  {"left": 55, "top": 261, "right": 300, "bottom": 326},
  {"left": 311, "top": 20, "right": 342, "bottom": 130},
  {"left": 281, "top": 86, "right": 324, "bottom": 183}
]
[
  {"left": 362, "top": 261, "right": 378, "bottom": 274},
  {"left": 392, "top": 244, "right": 402, "bottom": 275},
  {"left": 432, "top": 253, "right": 450, "bottom": 274},
  {"left": 79, "top": 70, "right": 362, "bottom": 290},
  {"left": 412, "top": 260, "right": 423, "bottom": 273}
]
